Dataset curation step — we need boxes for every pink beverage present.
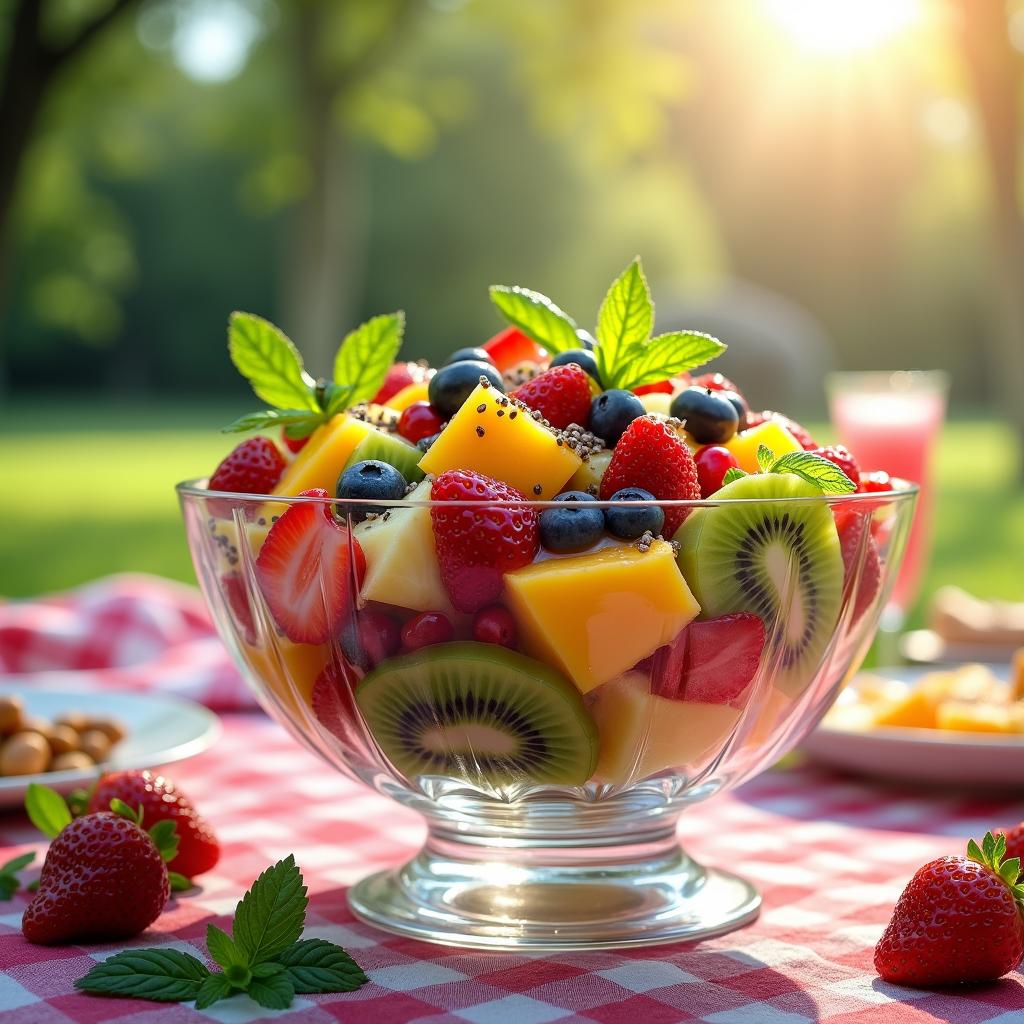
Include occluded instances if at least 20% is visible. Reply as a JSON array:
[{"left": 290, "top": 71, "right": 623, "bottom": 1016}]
[{"left": 828, "top": 372, "right": 948, "bottom": 618}]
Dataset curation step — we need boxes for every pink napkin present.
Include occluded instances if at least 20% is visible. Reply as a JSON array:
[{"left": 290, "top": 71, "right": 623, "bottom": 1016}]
[{"left": 0, "top": 574, "right": 255, "bottom": 710}]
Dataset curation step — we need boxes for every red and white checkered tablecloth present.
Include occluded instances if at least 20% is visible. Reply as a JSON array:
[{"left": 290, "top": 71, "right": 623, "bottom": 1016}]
[{"left": 2, "top": 713, "right": 1024, "bottom": 1024}]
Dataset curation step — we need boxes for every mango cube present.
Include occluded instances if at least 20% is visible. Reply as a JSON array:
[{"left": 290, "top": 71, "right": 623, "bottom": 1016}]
[
  {"left": 418, "top": 383, "right": 581, "bottom": 498},
  {"left": 936, "top": 702, "right": 1019, "bottom": 734},
  {"left": 725, "top": 421, "right": 802, "bottom": 474},
  {"left": 590, "top": 672, "right": 741, "bottom": 784},
  {"left": 241, "top": 636, "right": 331, "bottom": 719},
  {"left": 504, "top": 540, "right": 700, "bottom": 693},
  {"left": 353, "top": 480, "right": 454, "bottom": 615},
  {"left": 386, "top": 380, "right": 430, "bottom": 411},
  {"left": 272, "top": 414, "right": 376, "bottom": 497},
  {"left": 872, "top": 687, "right": 938, "bottom": 729}
]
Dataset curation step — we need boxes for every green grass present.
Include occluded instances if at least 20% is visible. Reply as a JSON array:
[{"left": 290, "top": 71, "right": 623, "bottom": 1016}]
[{"left": 1, "top": 402, "right": 1020, "bottom": 629}]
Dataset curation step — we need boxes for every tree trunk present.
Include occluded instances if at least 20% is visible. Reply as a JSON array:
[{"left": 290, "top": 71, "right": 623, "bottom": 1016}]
[{"left": 954, "top": 0, "right": 1024, "bottom": 479}]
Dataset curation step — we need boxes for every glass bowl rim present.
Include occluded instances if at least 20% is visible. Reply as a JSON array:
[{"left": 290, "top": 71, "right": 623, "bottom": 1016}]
[{"left": 176, "top": 477, "right": 920, "bottom": 510}]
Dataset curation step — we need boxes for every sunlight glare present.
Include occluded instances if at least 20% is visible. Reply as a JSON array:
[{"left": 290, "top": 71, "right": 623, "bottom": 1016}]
[{"left": 761, "top": 0, "right": 922, "bottom": 55}]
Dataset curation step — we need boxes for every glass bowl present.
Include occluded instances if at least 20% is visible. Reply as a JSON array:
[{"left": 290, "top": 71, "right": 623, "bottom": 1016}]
[{"left": 177, "top": 480, "right": 916, "bottom": 950}]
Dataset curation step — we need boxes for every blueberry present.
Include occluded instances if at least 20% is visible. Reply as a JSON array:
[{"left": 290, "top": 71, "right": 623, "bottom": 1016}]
[
  {"left": 336, "top": 459, "right": 407, "bottom": 522},
  {"left": 428, "top": 360, "right": 504, "bottom": 419},
  {"left": 604, "top": 488, "right": 665, "bottom": 540},
  {"left": 550, "top": 347, "right": 601, "bottom": 386},
  {"left": 444, "top": 347, "right": 495, "bottom": 367},
  {"left": 719, "top": 390, "right": 749, "bottom": 432},
  {"left": 539, "top": 491, "right": 605, "bottom": 553},
  {"left": 669, "top": 386, "right": 739, "bottom": 445},
  {"left": 589, "top": 389, "right": 645, "bottom": 446}
]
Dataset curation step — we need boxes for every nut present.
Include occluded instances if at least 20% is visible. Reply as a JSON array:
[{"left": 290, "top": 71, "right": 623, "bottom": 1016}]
[
  {"left": 55, "top": 712, "right": 91, "bottom": 733},
  {"left": 79, "top": 729, "right": 111, "bottom": 763},
  {"left": 47, "top": 724, "right": 80, "bottom": 756},
  {"left": 51, "top": 751, "right": 95, "bottom": 772},
  {"left": 0, "top": 695, "right": 24, "bottom": 735},
  {"left": 86, "top": 718, "right": 126, "bottom": 745},
  {"left": 0, "top": 732, "right": 51, "bottom": 776}
]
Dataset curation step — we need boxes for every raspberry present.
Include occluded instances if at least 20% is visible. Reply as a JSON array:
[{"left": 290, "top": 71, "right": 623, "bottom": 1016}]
[
  {"left": 209, "top": 437, "right": 286, "bottom": 496},
  {"left": 430, "top": 470, "right": 540, "bottom": 612},
  {"left": 510, "top": 364, "right": 592, "bottom": 430},
  {"left": 810, "top": 445, "right": 861, "bottom": 488},
  {"left": 599, "top": 416, "right": 700, "bottom": 536}
]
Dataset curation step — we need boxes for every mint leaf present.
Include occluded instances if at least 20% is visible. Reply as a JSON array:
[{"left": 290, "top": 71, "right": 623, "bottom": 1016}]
[
  {"left": 169, "top": 872, "right": 193, "bottom": 893},
  {"left": 770, "top": 451, "right": 857, "bottom": 494},
  {"left": 756, "top": 444, "right": 776, "bottom": 473},
  {"left": 489, "top": 285, "right": 580, "bottom": 355},
  {"left": 229, "top": 312, "right": 318, "bottom": 412},
  {"left": 595, "top": 257, "right": 653, "bottom": 385},
  {"left": 147, "top": 820, "right": 179, "bottom": 864},
  {"left": 611, "top": 330, "right": 727, "bottom": 392},
  {"left": 222, "top": 408, "right": 326, "bottom": 436},
  {"left": 193, "top": 973, "right": 233, "bottom": 1010},
  {"left": 275, "top": 938, "right": 368, "bottom": 993},
  {"left": 232, "top": 855, "right": 308, "bottom": 965},
  {"left": 74, "top": 949, "right": 210, "bottom": 1002},
  {"left": 248, "top": 974, "right": 295, "bottom": 1010},
  {"left": 333, "top": 312, "right": 405, "bottom": 409},
  {"left": 207, "top": 924, "right": 244, "bottom": 970},
  {"left": 721, "top": 467, "right": 747, "bottom": 486},
  {"left": 25, "top": 783, "right": 72, "bottom": 839},
  {"left": 0, "top": 852, "right": 34, "bottom": 900},
  {"left": 251, "top": 962, "right": 286, "bottom": 978}
]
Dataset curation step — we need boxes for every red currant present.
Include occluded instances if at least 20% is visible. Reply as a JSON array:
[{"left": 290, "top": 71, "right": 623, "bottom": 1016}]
[
  {"left": 401, "top": 611, "right": 454, "bottom": 651},
  {"left": 280, "top": 427, "right": 309, "bottom": 455},
  {"left": 472, "top": 605, "right": 518, "bottom": 648},
  {"left": 694, "top": 445, "right": 739, "bottom": 498},
  {"left": 358, "top": 608, "right": 401, "bottom": 666},
  {"left": 398, "top": 402, "right": 445, "bottom": 444}
]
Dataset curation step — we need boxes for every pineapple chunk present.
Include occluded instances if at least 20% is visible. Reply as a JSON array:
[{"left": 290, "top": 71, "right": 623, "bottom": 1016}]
[
  {"left": 273, "top": 415, "right": 377, "bottom": 496},
  {"left": 590, "top": 672, "right": 741, "bottom": 784},
  {"left": 353, "top": 480, "right": 454, "bottom": 615},
  {"left": 639, "top": 392, "right": 673, "bottom": 416},
  {"left": 872, "top": 687, "right": 938, "bottom": 729},
  {"left": 386, "top": 380, "right": 431, "bottom": 411},
  {"left": 504, "top": 540, "right": 700, "bottom": 693},
  {"left": 418, "top": 383, "right": 581, "bottom": 498},
  {"left": 567, "top": 450, "right": 612, "bottom": 494},
  {"left": 936, "top": 701, "right": 1019, "bottom": 734},
  {"left": 725, "top": 421, "right": 802, "bottom": 474}
]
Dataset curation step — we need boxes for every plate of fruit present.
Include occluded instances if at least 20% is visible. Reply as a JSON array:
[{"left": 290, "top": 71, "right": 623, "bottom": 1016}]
[
  {"left": 0, "top": 687, "right": 220, "bottom": 807},
  {"left": 802, "top": 662, "right": 1024, "bottom": 787}
]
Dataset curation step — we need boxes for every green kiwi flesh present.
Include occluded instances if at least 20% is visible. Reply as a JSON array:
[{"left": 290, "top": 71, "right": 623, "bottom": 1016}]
[
  {"left": 674, "top": 473, "right": 843, "bottom": 697},
  {"left": 344, "top": 428, "right": 425, "bottom": 483},
  {"left": 355, "top": 641, "right": 598, "bottom": 785}
]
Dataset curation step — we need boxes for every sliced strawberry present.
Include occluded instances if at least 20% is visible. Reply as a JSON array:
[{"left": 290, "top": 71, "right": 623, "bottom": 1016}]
[
  {"left": 221, "top": 572, "right": 256, "bottom": 645},
  {"left": 835, "top": 508, "right": 882, "bottom": 623},
  {"left": 482, "top": 327, "right": 548, "bottom": 373},
  {"left": 311, "top": 663, "right": 361, "bottom": 745},
  {"left": 373, "top": 361, "right": 431, "bottom": 404},
  {"left": 652, "top": 614, "right": 765, "bottom": 705},
  {"left": 510, "top": 363, "right": 592, "bottom": 429},
  {"left": 255, "top": 489, "right": 366, "bottom": 644},
  {"left": 599, "top": 415, "right": 700, "bottom": 536},
  {"left": 430, "top": 469, "right": 540, "bottom": 613}
]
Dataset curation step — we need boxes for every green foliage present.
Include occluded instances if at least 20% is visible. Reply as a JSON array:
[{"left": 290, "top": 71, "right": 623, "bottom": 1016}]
[
  {"left": 0, "top": 852, "right": 35, "bottom": 900},
  {"left": 25, "top": 784, "right": 72, "bottom": 840},
  {"left": 75, "top": 949, "right": 210, "bottom": 1002}
]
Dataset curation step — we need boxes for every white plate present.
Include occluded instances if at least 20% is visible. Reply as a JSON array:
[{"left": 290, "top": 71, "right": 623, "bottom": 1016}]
[
  {"left": 800, "top": 665, "right": 1022, "bottom": 788},
  {"left": 0, "top": 686, "right": 221, "bottom": 808}
]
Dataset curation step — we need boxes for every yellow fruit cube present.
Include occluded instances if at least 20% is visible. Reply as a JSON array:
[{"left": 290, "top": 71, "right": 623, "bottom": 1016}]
[
  {"left": 353, "top": 480, "right": 454, "bottom": 615},
  {"left": 418, "top": 383, "right": 581, "bottom": 498},
  {"left": 504, "top": 540, "right": 700, "bottom": 693},
  {"left": 872, "top": 687, "right": 937, "bottom": 729},
  {"left": 272, "top": 415, "right": 376, "bottom": 497},
  {"left": 386, "top": 380, "right": 431, "bottom": 411},
  {"left": 936, "top": 701, "right": 1017, "bottom": 734},
  {"left": 639, "top": 392, "right": 673, "bottom": 416},
  {"left": 567, "top": 450, "right": 612, "bottom": 494},
  {"left": 725, "top": 421, "right": 802, "bottom": 474},
  {"left": 590, "top": 672, "right": 741, "bottom": 784},
  {"left": 242, "top": 636, "right": 331, "bottom": 719}
]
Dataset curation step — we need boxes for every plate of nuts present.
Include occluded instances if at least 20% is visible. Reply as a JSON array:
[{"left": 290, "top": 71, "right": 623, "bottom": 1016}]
[{"left": 0, "top": 686, "right": 220, "bottom": 807}]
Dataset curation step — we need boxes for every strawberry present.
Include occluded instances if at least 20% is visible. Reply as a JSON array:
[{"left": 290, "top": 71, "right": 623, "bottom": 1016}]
[
  {"left": 875, "top": 832, "right": 1024, "bottom": 987},
  {"left": 311, "top": 664, "right": 361, "bottom": 745},
  {"left": 859, "top": 470, "right": 893, "bottom": 494},
  {"left": 653, "top": 613, "right": 765, "bottom": 704},
  {"left": 372, "top": 361, "right": 431, "bottom": 404},
  {"left": 999, "top": 823, "right": 1024, "bottom": 863},
  {"left": 87, "top": 770, "right": 220, "bottom": 879},
  {"left": 430, "top": 470, "right": 540, "bottom": 613},
  {"left": 692, "top": 372, "right": 740, "bottom": 395},
  {"left": 748, "top": 410, "right": 818, "bottom": 451},
  {"left": 510, "top": 364, "right": 592, "bottom": 429},
  {"left": 835, "top": 509, "right": 881, "bottom": 623},
  {"left": 280, "top": 427, "right": 309, "bottom": 455},
  {"left": 810, "top": 445, "right": 860, "bottom": 487},
  {"left": 482, "top": 327, "right": 548, "bottom": 373},
  {"left": 255, "top": 488, "right": 366, "bottom": 644},
  {"left": 599, "top": 415, "right": 700, "bottom": 535},
  {"left": 209, "top": 437, "right": 286, "bottom": 497},
  {"left": 22, "top": 811, "right": 169, "bottom": 945}
]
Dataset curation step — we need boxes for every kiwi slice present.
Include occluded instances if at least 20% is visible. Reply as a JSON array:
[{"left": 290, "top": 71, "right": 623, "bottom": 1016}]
[
  {"left": 355, "top": 642, "right": 598, "bottom": 786},
  {"left": 344, "top": 428, "right": 424, "bottom": 483},
  {"left": 674, "top": 473, "right": 843, "bottom": 698}
]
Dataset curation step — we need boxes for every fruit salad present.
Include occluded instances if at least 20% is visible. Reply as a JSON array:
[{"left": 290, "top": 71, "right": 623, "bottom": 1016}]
[{"left": 188, "top": 259, "right": 904, "bottom": 793}]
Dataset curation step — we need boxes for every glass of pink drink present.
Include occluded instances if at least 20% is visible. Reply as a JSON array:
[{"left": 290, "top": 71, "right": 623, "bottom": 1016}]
[{"left": 828, "top": 370, "right": 948, "bottom": 629}]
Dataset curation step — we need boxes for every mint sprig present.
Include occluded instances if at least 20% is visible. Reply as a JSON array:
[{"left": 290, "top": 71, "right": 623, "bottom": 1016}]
[
  {"left": 75, "top": 856, "right": 367, "bottom": 1009},
  {"left": 595, "top": 257, "right": 654, "bottom": 384},
  {"left": 224, "top": 311, "right": 405, "bottom": 439},
  {"left": 0, "top": 852, "right": 34, "bottom": 900},
  {"left": 612, "top": 330, "right": 726, "bottom": 392},
  {"left": 721, "top": 467, "right": 748, "bottom": 487},
  {"left": 489, "top": 285, "right": 581, "bottom": 355},
  {"left": 755, "top": 446, "right": 857, "bottom": 494}
]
